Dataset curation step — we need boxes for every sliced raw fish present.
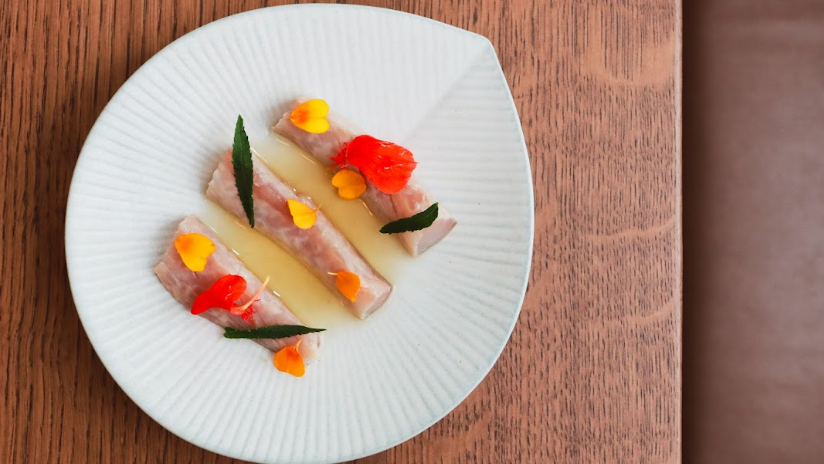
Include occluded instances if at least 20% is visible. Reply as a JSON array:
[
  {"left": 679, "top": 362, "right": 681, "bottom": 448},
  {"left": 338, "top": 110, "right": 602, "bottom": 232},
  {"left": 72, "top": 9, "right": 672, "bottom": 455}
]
[
  {"left": 273, "top": 105, "right": 457, "bottom": 255},
  {"left": 154, "top": 215, "right": 322, "bottom": 361},
  {"left": 206, "top": 150, "right": 392, "bottom": 319}
]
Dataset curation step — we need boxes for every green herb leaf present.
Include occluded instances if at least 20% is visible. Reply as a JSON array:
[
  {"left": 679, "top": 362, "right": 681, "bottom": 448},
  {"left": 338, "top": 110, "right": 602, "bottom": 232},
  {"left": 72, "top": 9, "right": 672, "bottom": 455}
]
[
  {"left": 379, "top": 202, "right": 439, "bottom": 234},
  {"left": 232, "top": 115, "right": 255, "bottom": 228},
  {"left": 223, "top": 324, "right": 325, "bottom": 340}
]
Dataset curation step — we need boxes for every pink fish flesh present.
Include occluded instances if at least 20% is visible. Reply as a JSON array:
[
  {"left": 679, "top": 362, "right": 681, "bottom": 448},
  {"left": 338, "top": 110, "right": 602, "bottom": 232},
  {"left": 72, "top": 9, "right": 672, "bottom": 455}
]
[
  {"left": 273, "top": 105, "right": 457, "bottom": 256},
  {"left": 154, "top": 215, "right": 322, "bottom": 362},
  {"left": 206, "top": 150, "right": 392, "bottom": 319}
]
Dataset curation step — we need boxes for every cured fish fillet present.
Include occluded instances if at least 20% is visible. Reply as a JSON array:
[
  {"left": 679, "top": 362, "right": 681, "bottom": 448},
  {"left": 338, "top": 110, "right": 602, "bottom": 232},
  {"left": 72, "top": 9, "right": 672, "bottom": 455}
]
[
  {"left": 206, "top": 150, "right": 392, "bottom": 319},
  {"left": 273, "top": 106, "right": 457, "bottom": 256},
  {"left": 154, "top": 215, "right": 322, "bottom": 362}
]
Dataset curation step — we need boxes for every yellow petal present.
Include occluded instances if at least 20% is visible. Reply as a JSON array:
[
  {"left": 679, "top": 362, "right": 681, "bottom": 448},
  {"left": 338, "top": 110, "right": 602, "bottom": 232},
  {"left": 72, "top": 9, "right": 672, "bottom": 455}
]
[
  {"left": 290, "top": 99, "right": 330, "bottom": 134},
  {"left": 274, "top": 345, "right": 305, "bottom": 377},
  {"left": 287, "top": 199, "right": 319, "bottom": 229},
  {"left": 174, "top": 233, "right": 215, "bottom": 272},
  {"left": 335, "top": 271, "right": 361, "bottom": 302},
  {"left": 297, "top": 118, "right": 330, "bottom": 134},
  {"left": 331, "top": 169, "right": 367, "bottom": 200}
]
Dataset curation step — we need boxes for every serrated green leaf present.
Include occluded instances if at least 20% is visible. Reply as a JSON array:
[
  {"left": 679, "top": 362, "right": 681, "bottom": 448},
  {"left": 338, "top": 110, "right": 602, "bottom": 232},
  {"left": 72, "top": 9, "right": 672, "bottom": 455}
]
[
  {"left": 379, "top": 202, "right": 439, "bottom": 234},
  {"left": 232, "top": 115, "right": 255, "bottom": 227},
  {"left": 223, "top": 324, "right": 325, "bottom": 340}
]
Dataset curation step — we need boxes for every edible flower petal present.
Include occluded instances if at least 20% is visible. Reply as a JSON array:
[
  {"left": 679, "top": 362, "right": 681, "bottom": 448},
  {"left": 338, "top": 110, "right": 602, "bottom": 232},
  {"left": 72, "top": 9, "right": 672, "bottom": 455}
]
[
  {"left": 331, "top": 169, "right": 367, "bottom": 200},
  {"left": 287, "top": 199, "right": 320, "bottom": 229},
  {"left": 274, "top": 339, "right": 306, "bottom": 377},
  {"left": 331, "top": 135, "right": 417, "bottom": 194},
  {"left": 334, "top": 270, "right": 361, "bottom": 302},
  {"left": 174, "top": 233, "right": 216, "bottom": 272},
  {"left": 191, "top": 275, "right": 271, "bottom": 323},
  {"left": 191, "top": 275, "right": 247, "bottom": 315},
  {"left": 290, "top": 99, "right": 330, "bottom": 134},
  {"left": 229, "top": 276, "right": 270, "bottom": 323}
]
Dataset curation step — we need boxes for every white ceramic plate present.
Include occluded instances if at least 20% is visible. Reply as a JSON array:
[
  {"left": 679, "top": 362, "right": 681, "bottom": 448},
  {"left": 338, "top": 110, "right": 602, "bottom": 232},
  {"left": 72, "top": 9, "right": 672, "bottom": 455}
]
[{"left": 65, "top": 5, "right": 533, "bottom": 463}]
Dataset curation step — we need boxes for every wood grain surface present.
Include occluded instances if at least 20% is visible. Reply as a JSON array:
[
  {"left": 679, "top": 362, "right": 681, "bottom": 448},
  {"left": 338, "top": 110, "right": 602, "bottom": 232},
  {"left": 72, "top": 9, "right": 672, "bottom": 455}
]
[{"left": 0, "top": 1, "right": 681, "bottom": 462}]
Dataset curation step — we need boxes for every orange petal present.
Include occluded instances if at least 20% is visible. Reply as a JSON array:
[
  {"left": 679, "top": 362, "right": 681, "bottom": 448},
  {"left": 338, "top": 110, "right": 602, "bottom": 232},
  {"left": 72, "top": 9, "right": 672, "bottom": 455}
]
[
  {"left": 286, "top": 199, "right": 319, "bottom": 229},
  {"left": 331, "top": 169, "right": 366, "bottom": 200},
  {"left": 290, "top": 99, "right": 330, "bottom": 134},
  {"left": 174, "top": 233, "right": 216, "bottom": 272},
  {"left": 335, "top": 271, "right": 360, "bottom": 302},
  {"left": 274, "top": 344, "right": 305, "bottom": 377}
]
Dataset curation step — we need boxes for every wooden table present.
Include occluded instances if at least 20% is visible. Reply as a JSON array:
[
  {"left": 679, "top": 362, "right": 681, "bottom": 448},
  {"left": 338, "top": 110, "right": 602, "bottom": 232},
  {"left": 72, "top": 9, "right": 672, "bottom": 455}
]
[{"left": 0, "top": 1, "right": 681, "bottom": 462}]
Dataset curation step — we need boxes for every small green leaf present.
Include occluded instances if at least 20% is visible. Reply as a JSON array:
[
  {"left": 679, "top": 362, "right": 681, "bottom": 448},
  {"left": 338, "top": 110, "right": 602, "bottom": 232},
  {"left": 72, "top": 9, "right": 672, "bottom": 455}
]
[
  {"left": 223, "top": 324, "right": 325, "bottom": 340},
  {"left": 380, "top": 203, "right": 439, "bottom": 234},
  {"left": 232, "top": 115, "right": 255, "bottom": 227}
]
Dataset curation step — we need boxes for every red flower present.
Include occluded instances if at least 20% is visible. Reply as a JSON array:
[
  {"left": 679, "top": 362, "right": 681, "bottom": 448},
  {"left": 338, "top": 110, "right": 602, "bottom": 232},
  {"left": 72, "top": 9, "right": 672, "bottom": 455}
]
[
  {"left": 331, "top": 135, "right": 417, "bottom": 194},
  {"left": 191, "top": 275, "right": 246, "bottom": 315},
  {"left": 191, "top": 275, "right": 270, "bottom": 323}
]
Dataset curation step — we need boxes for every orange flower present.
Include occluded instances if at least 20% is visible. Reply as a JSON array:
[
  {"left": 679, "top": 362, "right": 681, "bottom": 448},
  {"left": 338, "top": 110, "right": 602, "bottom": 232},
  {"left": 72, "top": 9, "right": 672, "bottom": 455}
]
[
  {"left": 334, "top": 271, "right": 361, "bottom": 302},
  {"left": 274, "top": 339, "right": 305, "bottom": 377},
  {"left": 290, "top": 99, "right": 330, "bottom": 134},
  {"left": 331, "top": 169, "right": 366, "bottom": 200},
  {"left": 287, "top": 199, "right": 320, "bottom": 229},
  {"left": 174, "top": 233, "right": 215, "bottom": 272}
]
